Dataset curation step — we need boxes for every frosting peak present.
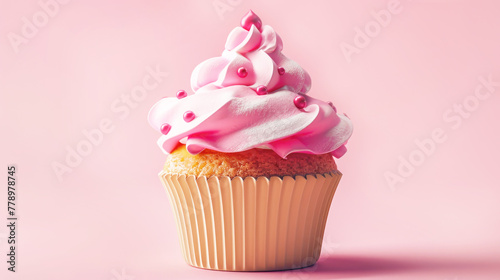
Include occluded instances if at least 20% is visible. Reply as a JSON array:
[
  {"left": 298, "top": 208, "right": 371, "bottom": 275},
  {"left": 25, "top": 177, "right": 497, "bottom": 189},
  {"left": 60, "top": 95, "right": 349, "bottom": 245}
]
[
  {"left": 241, "top": 10, "right": 262, "bottom": 31},
  {"left": 192, "top": 20, "right": 310, "bottom": 95},
  {"left": 149, "top": 11, "right": 353, "bottom": 158}
]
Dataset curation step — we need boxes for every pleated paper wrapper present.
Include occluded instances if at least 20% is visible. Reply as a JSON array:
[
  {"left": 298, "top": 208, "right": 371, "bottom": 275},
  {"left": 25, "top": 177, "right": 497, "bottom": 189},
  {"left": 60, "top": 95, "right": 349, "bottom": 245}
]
[{"left": 159, "top": 171, "right": 342, "bottom": 271}]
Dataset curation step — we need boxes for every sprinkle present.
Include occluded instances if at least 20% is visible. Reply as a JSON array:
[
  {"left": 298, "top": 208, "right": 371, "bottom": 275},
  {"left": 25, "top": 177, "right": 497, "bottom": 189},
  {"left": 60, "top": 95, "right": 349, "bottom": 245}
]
[
  {"left": 278, "top": 67, "right": 285, "bottom": 75},
  {"left": 176, "top": 90, "right": 187, "bottom": 99},
  {"left": 294, "top": 96, "right": 307, "bottom": 109},
  {"left": 183, "top": 111, "right": 195, "bottom": 122},
  {"left": 160, "top": 123, "right": 171, "bottom": 135},
  {"left": 256, "top": 85, "right": 268, "bottom": 95},
  {"left": 327, "top": 101, "right": 337, "bottom": 112},
  {"left": 237, "top": 67, "right": 248, "bottom": 78}
]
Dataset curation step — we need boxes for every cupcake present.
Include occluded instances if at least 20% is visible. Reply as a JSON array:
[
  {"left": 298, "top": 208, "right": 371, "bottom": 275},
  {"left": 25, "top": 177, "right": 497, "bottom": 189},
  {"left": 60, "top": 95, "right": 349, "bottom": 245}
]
[{"left": 148, "top": 10, "right": 353, "bottom": 271}]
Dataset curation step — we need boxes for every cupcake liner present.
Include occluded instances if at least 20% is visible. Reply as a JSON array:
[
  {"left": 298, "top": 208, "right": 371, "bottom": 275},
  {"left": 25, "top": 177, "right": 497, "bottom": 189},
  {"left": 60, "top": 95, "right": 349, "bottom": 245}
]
[{"left": 159, "top": 171, "right": 342, "bottom": 271}]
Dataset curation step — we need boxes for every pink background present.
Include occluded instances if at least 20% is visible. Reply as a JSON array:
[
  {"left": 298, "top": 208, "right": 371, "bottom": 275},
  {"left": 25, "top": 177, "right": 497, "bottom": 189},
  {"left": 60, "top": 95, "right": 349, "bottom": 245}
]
[{"left": 1, "top": 0, "right": 500, "bottom": 279}]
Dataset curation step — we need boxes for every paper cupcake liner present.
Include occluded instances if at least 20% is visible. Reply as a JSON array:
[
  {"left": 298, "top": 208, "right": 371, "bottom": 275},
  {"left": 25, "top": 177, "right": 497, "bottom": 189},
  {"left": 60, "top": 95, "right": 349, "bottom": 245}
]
[{"left": 159, "top": 171, "right": 342, "bottom": 271}]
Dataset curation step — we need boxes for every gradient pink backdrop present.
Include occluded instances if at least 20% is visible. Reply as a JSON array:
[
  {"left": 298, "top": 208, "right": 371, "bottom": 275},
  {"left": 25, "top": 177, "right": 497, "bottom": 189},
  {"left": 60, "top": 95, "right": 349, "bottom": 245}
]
[{"left": 1, "top": 0, "right": 500, "bottom": 279}]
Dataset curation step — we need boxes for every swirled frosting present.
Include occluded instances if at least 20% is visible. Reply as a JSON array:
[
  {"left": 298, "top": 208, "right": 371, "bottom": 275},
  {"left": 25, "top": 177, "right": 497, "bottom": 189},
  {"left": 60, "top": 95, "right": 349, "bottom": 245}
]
[{"left": 148, "top": 11, "right": 353, "bottom": 158}]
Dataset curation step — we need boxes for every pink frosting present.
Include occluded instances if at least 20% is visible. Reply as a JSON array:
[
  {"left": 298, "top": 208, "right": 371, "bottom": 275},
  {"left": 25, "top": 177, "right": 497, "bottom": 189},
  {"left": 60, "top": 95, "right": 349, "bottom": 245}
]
[{"left": 148, "top": 11, "right": 353, "bottom": 158}]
